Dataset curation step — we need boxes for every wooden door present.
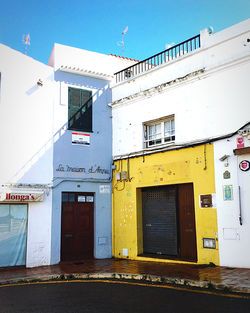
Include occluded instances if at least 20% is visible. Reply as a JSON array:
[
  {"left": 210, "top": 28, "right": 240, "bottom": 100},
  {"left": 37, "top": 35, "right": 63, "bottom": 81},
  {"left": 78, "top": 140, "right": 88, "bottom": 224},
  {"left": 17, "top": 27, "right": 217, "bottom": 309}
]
[
  {"left": 178, "top": 183, "right": 197, "bottom": 261},
  {"left": 61, "top": 192, "right": 94, "bottom": 261}
]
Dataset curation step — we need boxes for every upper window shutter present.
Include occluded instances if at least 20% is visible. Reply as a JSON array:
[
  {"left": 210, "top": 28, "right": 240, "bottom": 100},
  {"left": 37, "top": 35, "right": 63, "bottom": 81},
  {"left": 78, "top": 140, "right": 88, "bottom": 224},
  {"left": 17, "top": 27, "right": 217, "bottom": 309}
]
[
  {"left": 68, "top": 87, "right": 93, "bottom": 132},
  {"left": 70, "top": 88, "right": 81, "bottom": 107},
  {"left": 81, "top": 90, "right": 92, "bottom": 107}
]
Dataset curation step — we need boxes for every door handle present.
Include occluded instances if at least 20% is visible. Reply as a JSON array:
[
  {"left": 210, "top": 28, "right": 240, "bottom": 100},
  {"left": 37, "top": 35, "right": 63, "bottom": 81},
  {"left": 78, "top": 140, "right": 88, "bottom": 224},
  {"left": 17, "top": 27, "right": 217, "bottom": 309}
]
[{"left": 146, "top": 224, "right": 152, "bottom": 227}]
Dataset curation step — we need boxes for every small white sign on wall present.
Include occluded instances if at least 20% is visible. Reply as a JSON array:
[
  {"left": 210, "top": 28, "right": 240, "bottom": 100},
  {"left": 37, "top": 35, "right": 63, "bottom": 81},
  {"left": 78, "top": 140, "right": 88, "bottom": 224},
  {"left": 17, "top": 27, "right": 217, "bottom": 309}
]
[
  {"left": 99, "top": 185, "right": 111, "bottom": 194},
  {"left": 72, "top": 132, "right": 90, "bottom": 146}
]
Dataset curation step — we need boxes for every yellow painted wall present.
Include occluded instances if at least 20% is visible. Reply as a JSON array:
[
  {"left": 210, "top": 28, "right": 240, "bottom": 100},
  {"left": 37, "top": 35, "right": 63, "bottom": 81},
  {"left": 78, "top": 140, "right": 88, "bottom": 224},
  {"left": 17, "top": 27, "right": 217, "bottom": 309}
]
[{"left": 112, "top": 144, "right": 219, "bottom": 265}]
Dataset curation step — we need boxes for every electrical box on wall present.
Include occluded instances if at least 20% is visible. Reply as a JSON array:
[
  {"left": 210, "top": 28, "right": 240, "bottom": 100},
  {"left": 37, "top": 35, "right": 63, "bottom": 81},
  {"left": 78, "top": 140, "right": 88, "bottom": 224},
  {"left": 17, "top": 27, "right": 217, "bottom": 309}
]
[
  {"left": 115, "top": 171, "right": 128, "bottom": 181},
  {"left": 121, "top": 171, "right": 128, "bottom": 180},
  {"left": 115, "top": 172, "right": 121, "bottom": 181}
]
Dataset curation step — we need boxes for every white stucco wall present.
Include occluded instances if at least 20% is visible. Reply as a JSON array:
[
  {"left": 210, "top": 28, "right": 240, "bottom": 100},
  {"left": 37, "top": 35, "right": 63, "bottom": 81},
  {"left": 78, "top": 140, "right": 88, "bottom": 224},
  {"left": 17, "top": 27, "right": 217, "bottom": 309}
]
[
  {"left": 48, "top": 43, "right": 137, "bottom": 76},
  {"left": 0, "top": 44, "right": 55, "bottom": 185},
  {"left": 0, "top": 44, "right": 55, "bottom": 267},
  {"left": 26, "top": 191, "right": 52, "bottom": 267},
  {"left": 111, "top": 19, "right": 250, "bottom": 157},
  {"left": 111, "top": 59, "right": 250, "bottom": 157},
  {"left": 214, "top": 130, "right": 250, "bottom": 268}
]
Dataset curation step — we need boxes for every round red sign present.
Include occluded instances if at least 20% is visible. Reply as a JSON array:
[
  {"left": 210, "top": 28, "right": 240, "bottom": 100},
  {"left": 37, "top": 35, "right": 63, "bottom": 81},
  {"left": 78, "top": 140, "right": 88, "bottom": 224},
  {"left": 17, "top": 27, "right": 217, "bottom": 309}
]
[{"left": 239, "top": 160, "right": 250, "bottom": 171}]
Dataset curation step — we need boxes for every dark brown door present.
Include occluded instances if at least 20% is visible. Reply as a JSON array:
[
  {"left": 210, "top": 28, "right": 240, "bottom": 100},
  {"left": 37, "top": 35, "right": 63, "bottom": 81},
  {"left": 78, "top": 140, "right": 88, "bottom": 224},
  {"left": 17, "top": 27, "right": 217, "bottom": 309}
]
[
  {"left": 178, "top": 183, "right": 197, "bottom": 261},
  {"left": 61, "top": 192, "right": 94, "bottom": 261}
]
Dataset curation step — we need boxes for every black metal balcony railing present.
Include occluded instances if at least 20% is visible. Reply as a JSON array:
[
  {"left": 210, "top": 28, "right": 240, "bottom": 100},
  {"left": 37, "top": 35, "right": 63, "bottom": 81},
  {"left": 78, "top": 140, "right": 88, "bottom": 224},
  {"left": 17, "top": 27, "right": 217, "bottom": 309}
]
[{"left": 115, "top": 34, "right": 200, "bottom": 83}]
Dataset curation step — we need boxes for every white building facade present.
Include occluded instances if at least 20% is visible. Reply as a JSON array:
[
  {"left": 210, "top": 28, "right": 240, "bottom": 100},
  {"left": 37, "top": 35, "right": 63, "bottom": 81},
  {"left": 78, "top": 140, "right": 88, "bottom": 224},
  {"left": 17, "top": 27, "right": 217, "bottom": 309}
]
[{"left": 110, "top": 19, "right": 250, "bottom": 267}]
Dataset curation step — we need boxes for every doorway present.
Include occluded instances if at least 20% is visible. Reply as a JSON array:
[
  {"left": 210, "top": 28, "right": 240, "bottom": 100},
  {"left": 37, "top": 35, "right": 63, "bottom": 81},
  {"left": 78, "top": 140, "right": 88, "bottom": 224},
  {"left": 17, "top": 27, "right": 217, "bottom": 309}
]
[
  {"left": 61, "top": 192, "right": 94, "bottom": 261},
  {"left": 142, "top": 183, "right": 197, "bottom": 261}
]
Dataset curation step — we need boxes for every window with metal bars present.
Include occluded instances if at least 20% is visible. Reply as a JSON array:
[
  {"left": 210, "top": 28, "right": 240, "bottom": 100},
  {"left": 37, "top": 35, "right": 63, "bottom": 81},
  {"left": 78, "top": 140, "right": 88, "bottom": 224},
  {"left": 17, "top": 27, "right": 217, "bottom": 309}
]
[
  {"left": 68, "top": 87, "right": 92, "bottom": 132},
  {"left": 144, "top": 116, "right": 175, "bottom": 148}
]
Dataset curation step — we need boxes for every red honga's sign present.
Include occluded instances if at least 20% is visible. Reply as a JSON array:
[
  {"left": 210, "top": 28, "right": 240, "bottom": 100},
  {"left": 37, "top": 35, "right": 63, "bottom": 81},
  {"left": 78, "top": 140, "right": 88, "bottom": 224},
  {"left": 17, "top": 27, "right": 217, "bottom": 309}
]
[{"left": 0, "top": 192, "right": 44, "bottom": 202}]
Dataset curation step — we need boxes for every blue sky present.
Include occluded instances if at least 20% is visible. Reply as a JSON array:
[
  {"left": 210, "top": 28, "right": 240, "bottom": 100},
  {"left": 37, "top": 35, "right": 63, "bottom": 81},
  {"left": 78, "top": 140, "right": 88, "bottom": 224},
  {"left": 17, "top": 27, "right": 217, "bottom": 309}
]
[{"left": 0, "top": 0, "right": 249, "bottom": 64}]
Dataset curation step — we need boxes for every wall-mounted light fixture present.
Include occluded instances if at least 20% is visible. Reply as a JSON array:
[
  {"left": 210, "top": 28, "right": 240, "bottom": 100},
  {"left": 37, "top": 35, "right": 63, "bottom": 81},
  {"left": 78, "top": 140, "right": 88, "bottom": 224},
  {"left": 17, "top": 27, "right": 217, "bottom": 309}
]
[
  {"left": 219, "top": 154, "right": 229, "bottom": 161},
  {"left": 37, "top": 79, "right": 43, "bottom": 87},
  {"left": 219, "top": 154, "right": 230, "bottom": 167}
]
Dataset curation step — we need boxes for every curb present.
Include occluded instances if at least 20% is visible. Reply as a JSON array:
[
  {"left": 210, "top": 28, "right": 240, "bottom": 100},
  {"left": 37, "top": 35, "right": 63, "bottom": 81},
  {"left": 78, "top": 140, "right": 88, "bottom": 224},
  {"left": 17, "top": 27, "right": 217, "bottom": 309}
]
[{"left": 1, "top": 272, "right": 250, "bottom": 294}]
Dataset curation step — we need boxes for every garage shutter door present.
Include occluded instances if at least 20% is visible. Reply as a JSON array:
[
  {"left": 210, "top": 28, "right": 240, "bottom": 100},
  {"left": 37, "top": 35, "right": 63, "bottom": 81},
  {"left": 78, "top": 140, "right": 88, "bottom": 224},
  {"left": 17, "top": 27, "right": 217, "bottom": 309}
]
[
  {"left": 142, "top": 186, "right": 177, "bottom": 256},
  {"left": 0, "top": 204, "right": 27, "bottom": 267}
]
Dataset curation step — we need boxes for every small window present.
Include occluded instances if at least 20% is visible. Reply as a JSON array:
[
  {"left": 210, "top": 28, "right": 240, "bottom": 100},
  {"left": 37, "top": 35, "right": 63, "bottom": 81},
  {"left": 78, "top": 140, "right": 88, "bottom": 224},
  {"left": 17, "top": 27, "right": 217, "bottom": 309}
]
[
  {"left": 68, "top": 193, "right": 75, "bottom": 202},
  {"left": 68, "top": 87, "right": 92, "bottom": 132},
  {"left": 144, "top": 116, "right": 175, "bottom": 148},
  {"left": 62, "top": 193, "right": 76, "bottom": 202},
  {"left": 62, "top": 193, "right": 68, "bottom": 202}
]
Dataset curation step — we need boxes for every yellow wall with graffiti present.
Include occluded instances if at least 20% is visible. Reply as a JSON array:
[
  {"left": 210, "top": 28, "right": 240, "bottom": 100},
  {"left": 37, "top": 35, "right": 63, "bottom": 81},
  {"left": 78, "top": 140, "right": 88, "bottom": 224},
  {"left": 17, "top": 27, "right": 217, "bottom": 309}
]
[{"left": 112, "top": 144, "right": 219, "bottom": 265}]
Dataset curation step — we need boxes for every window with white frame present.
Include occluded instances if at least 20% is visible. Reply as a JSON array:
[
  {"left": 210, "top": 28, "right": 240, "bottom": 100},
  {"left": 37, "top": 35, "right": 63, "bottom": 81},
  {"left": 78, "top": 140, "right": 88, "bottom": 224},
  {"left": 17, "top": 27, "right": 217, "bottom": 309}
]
[{"left": 144, "top": 116, "right": 175, "bottom": 148}]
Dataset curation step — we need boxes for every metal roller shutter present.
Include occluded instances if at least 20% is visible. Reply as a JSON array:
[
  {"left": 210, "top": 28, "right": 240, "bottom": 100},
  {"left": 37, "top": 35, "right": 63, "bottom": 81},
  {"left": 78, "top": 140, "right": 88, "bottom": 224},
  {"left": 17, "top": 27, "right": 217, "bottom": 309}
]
[{"left": 142, "top": 186, "right": 178, "bottom": 256}]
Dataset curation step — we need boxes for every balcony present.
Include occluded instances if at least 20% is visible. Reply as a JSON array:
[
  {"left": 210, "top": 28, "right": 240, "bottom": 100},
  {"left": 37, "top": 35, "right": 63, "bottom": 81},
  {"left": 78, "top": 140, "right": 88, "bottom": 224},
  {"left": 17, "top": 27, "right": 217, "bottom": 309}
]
[{"left": 114, "top": 34, "right": 200, "bottom": 83}]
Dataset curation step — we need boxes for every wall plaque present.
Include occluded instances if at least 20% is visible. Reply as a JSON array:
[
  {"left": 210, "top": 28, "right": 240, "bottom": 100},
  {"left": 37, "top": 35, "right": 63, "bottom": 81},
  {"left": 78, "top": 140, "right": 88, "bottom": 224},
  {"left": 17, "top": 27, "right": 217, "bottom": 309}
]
[
  {"left": 223, "top": 185, "right": 233, "bottom": 201},
  {"left": 237, "top": 137, "right": 244, "bottom": 148},
  {"left": 223, "top": 170, "right": 231, "bottom": 179},
  {"left": 239, "top": 160, "right": 250, "bottom": 171}
]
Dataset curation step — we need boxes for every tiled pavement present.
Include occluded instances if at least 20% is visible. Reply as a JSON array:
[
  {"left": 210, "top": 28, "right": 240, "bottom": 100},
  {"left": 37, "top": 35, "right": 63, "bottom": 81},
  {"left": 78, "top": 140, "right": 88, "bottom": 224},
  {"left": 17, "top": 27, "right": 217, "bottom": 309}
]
[{"left": 1, "top": 259, "right": 250, "bottom": 294}]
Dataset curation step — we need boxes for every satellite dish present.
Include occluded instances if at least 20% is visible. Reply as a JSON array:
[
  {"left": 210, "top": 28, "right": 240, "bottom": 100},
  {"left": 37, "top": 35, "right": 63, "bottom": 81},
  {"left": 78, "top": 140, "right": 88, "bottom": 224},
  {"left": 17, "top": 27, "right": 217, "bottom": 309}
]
[{"left": 207, "top": 26, "right": 214, "bottom": 34}]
